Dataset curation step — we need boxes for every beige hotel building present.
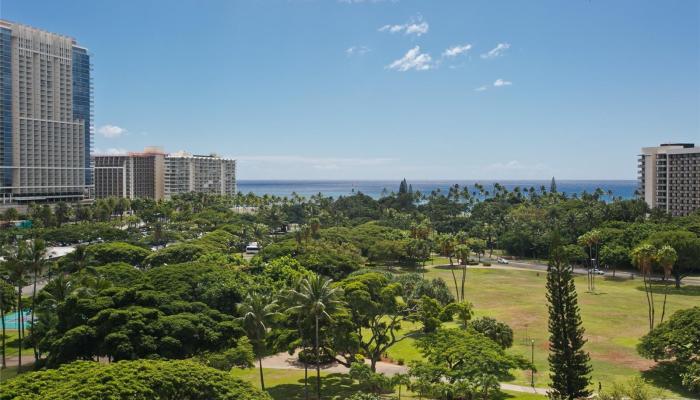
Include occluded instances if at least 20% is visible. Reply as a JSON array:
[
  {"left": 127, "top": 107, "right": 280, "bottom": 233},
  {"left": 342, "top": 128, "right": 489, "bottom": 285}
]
[{"left": 639, "top": 143, "right": 700, "bottom": 216}]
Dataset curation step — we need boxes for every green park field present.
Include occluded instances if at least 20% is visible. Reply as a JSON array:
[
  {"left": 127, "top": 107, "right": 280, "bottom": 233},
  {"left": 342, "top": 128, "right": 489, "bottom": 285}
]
[
  {"left": 228, "top": 264, "right": 697, "bottom": 399},
  {"left": 393, "top": 264, "right": 698, "bottom": 398}
]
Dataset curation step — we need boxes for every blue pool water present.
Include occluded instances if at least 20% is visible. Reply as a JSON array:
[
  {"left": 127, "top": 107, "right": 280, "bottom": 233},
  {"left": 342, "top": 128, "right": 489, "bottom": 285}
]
[{"left": 1, "top": 310, "right": 31, "bottom": 330}]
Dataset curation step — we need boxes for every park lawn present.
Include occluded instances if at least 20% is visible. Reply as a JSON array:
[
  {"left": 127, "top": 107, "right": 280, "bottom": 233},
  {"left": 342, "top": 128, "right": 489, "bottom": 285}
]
[
  {"left": 1, "top": 330, "right": 21, "bottom": 358},
  {"left": 420, "top": 265, "right": 698, "bottom": 398},
  {"left": 0, "top": 365, "right": 19, "bottom": 383},
  {"left": 231, "top": 368, "right": 546, "bottom": 400}
]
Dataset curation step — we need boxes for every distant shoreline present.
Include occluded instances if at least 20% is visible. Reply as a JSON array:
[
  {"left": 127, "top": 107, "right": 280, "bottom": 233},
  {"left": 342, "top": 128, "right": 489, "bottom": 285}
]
[{"left": 236, "top": 179, "right": 638, "bottom": 200}]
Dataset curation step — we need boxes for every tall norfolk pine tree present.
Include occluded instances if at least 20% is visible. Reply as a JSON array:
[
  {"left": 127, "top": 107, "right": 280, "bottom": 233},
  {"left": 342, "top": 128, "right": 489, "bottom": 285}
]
[{"left": 546, "top": 245, "right": 592, "bottom": 400}]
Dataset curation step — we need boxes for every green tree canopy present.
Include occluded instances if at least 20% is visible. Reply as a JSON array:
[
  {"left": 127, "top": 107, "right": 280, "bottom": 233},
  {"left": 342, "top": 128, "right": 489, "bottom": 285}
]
[{"left": 0, "top": 359, "right": 270, "bottom": 400}]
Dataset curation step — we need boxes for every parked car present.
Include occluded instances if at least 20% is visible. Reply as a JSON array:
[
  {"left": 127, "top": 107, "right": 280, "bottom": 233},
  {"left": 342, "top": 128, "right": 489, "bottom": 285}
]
[{"left": 497, "top": 258, "right": 509, "bottom": 264}]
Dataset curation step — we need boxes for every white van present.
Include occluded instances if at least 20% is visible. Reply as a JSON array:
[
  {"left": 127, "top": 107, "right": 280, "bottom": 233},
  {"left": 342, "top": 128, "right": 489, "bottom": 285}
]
[{"left": 245, "top": 242, "right": 261, "bottom": 254}]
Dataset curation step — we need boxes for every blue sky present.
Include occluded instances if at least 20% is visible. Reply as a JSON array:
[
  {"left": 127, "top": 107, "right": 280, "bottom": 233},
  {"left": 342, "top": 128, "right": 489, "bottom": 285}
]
[{"left": 2, "top": 0, "right": 698, "bottom": 180}]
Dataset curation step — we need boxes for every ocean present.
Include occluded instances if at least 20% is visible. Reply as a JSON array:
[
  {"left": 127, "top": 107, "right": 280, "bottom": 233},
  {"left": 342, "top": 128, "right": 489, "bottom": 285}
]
[{"left": 236, "top": 180, "right": 639, "bottom": 200}]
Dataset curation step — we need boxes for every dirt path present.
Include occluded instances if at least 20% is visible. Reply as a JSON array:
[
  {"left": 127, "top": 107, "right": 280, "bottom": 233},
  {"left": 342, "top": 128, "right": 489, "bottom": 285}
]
[{"left": 262, "top": 351, "right": 549, "bottom": 395}]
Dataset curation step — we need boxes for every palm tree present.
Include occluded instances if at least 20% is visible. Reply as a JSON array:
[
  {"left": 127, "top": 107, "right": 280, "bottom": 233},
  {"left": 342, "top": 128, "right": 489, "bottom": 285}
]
[
  {"left": 655, "top": 245, "right": 677, "bottom": 324},
  {"left": 24, "top": 239, "right": 46, "bottom": 362},
  {"left": 237, "top": 291, "right": 279, "bottom": 391},
  {"left": 455, "top": 244, "right": 471, "bottom": 302},
  {"left": 631, "top": 244, "right": 658, "bottom": 331},
  {"left": 288, "top": 274, "right": 344, "bottom": 400},
  {"left": 2, "top": 242, "right": 28, "bottom": 371},
  {"left": 62, "top": 245, "right": 93, "bottom": 275},
  {"left": 437, "top": 234, "right": 458, "bottom": 300},
  {"left": 0, "top": 277, "right": 16, "bottom": 369}
]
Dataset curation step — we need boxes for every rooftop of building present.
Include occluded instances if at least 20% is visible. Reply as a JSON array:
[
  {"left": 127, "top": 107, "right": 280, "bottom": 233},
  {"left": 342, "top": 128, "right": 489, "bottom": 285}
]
[{"left": 0, "top": 19, "right": 80, "bottom": 45}]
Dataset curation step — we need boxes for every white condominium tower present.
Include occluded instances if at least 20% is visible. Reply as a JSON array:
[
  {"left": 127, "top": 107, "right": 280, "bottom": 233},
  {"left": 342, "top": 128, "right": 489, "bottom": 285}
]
[
  {"left": 164, "top": 151, "right": 236, "bottom": 198},
  {"left": 0, "top": 20, "right": 93, "bottom": 204},
  {"left": 639, "top": 143, "right": 700, "bottom": 216}
]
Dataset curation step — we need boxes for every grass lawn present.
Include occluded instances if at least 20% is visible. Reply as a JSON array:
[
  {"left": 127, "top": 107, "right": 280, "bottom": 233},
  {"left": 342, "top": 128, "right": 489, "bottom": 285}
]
[
  {"left": 231, "top": 368, "right": 546, "bottom": 400},
  {"left": 404, "top": 265, "right": 699, "bottom": 398},
  {"left": 0, "top": 365, "right": 20, "bottom": 383},
  {"left": 1, "top": 330, "right": 21, "bottom": 359}
]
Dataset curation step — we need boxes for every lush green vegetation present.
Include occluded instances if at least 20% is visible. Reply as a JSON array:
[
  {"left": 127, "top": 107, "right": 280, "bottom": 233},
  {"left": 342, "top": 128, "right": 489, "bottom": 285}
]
[
  {"left": 0, "top": 183, "right": 698, "bottom": 398},
  {"left": 0, "top": 359, "right": 269, "bottom": 399}
]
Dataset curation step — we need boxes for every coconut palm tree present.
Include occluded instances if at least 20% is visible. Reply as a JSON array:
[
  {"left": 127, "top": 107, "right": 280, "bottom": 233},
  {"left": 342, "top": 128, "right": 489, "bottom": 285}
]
[
  {"left": 655, "top": 245, "right": 677, "bottom": 324},
  {"left": 0, "top": 277, "right": 16, "bottom": 369},
  {"left": 237, "top": 291, "right": 279, "bottom": 391},
  {"left": 437, "top": 234, "right": 458, "bottom": 300},
  {"left": 2, "top": 242, "right": 28, "bottom": 371},
  {"left": 631, "top": 243, "right": 658, "bottom": 331},
  {"left": 287, "top": 274, "right": 344, "bottom": 400},
  {"left": 24, "top": 239, "right": 46, "bottom": 362},
  {"left": 455, "top": 244, "right": 471, "bottom": 302}
]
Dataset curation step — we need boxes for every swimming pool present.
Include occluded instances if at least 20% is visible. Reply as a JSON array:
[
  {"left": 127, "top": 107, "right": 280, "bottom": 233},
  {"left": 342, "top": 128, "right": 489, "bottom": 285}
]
[{"left": 1, "top": 310, "right": 32, "bottom": 330}]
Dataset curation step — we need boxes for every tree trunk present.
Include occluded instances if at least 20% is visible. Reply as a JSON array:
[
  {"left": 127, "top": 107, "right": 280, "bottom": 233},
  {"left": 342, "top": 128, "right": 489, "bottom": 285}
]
[
  {"left": 31, "top": 269, "right": 38, "bottom": 362},
  {"left": 648, "top": 274, "right": 655, "bottom": 330},
  {"left": 643, "top": 275, "right": 653, "bottom": 331},
  {"left": 1, "top": 303, "right": 5, "bottom": 369},
  {"left": 460, "top": 264, "right": 467, "bottom": 302},
  {"left": 449, "top": 259, "right": 459, "bottom": 302},
  {"left": 660, "top": 281, "right": 670, "bottom": 324},
  {"left": 304, "top": 359, "right": 309, "bottom": 400},
  {"left": 674, "top": 274, "right": 681, "bottom": 289},
  {"left": 258, "top": 356, "right": 265, "bottom": 390},
  {"left": 315, "top": 316, "right": 321, "bottom": 400},
  {"left": 16, "top": 287, "right": 22, "bottom": 371}
]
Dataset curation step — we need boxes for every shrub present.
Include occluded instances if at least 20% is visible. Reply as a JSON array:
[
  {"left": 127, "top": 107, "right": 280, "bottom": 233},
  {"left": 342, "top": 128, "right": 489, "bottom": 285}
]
[
  {"left": 470, "top": 317, "right": 514, "bottom": 349},
  {"left": 0, "top": 359, "right": 270, "bottom": 400},
  {"left": 598, "top": 377, "right": 661, "bottom": 400},
  {"left": 482, "top": 262, "right": 491, "bottom": 266}
]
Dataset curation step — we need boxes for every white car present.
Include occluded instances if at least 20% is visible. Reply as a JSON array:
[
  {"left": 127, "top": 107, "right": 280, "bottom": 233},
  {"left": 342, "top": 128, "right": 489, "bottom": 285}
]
[
  {"left": 497, "top": 258, "right": 509, "bottom": 264},
  {"left": 592, "top": 268, "right": 605, "bottom": 275}
]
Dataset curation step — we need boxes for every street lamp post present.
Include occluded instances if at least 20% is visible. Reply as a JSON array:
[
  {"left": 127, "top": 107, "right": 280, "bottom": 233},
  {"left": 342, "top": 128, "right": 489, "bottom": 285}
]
[{"left": 531, "top": 339, "right": 535, "bottom": 387}]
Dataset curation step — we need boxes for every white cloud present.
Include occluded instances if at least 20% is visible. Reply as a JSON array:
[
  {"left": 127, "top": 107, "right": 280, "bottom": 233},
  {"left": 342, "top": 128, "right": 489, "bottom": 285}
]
[
  {"left": 493, "top": 78, "right": 512, "bottom": 87},
  {"left": 442, "top": 44, "right": 472, "bottom": 57},
  {"left": 379, "top": 16, "right": 429, "bottom": 36},
  {"left": 474, "top": 85, "right": 488, "bottom": 92},
  {"left": 480, "top": 43, "right": 510, "bottom": 59},
  {"left": 97, "top": 124, "right": 127, "bottom": 138},
  {"left": 93, "top": 147, "right": 128, "bottom": 155},
  {"left": 386, "top": 46, "right": 433, "bottom": 71},
  {"left": 346, "top": 45, "right": 371, "bottom": 56}
]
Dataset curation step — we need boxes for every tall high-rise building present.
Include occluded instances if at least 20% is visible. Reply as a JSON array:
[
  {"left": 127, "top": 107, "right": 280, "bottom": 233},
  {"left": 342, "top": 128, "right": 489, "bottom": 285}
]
[
  {"left": 93, "top": 148, "right": 165, "bottom": 200},
  {"left": 639, "top": 143, "right": 700, "bottom": 216},
  {"left": 0, "top": 20, "right": 93, "bottom": 204},
  {"left": 164, "top": 151, "right": 236, "bottom": 198}
]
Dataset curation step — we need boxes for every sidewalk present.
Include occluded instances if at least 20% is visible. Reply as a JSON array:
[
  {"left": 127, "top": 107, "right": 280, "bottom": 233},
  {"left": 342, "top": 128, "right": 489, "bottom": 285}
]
[{"left": 262, "top": 350, "right": 550, "bottom": 396}]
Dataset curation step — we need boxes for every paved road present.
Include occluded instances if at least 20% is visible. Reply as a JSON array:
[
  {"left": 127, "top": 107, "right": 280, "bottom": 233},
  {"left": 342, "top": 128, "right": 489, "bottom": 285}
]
[
  {"left": 17, "top": 246, "right": 76, "bottom": 296},
  {"left": 262, "top": 350, "right": 550, "bottom": 395}
]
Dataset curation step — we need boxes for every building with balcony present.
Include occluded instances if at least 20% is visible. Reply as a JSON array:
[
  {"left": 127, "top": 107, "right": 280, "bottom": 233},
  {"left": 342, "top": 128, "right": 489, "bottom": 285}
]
[
  {"left": 164, "top": 151, "right": 236, "bottom": 198},
  {"left": 639, "top": 143, "right": 700, "bottom": 216},
  {"left": 93, "top": 147, "right": 165, "bottom": 200},
  {"left": 0, "top": 20, "right": 93, "bottom": 204}
]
